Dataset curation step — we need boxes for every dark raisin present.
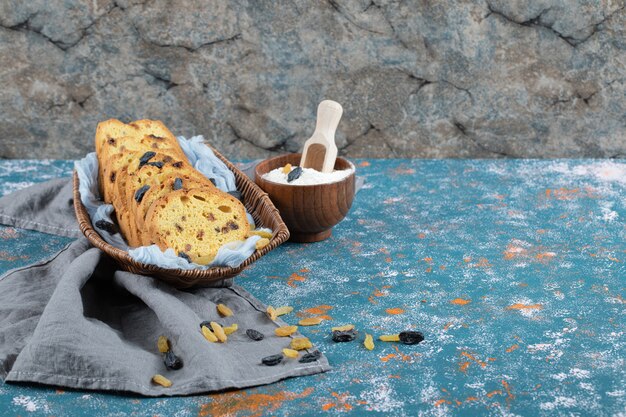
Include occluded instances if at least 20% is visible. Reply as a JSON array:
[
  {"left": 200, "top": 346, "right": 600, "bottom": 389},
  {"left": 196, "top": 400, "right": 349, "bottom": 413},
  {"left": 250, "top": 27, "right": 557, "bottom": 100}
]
[
  {"left": 287, "top": 166, "right": 303, "bottom": 182},
  {"left": 299, "top": 350, "right": 322, "bottom": 363},
  {"left": 214, "top": 227, "right": 221, "bottom": 233},
  {"left": 148, "top": 134, "right": 165, "bottom": 140},
  {"left": 261, "top": 354, "right": 283, "bottom": 366},
  {"left": 162, "top": 155, "right": 173, "bottom": 162},
  {"left": 110, "top": 172, "right": 116, "bottom": 182},
  {"left": 199, "top": 320, "right": 211, "bottom": 329},
  {"left": 178, "top": 252, "right": 191, "bottom": 262},
  {"left": 95, "top": 220, "right": 119, "bottom": 234},
  {"left": 172, "top": 161, "right": 183, "bottom": 168},
  {"left": 208, "top": 178, "right": 217, "bottom": 186},
  {"left": 139, "top": 151, "right": 156, "bottom": 167},
  {"left": 332, "top": 329, "right": 357, "bottom": 342},
  {"left": 173, "top": 178, "right": 183, "bottom": 190},
  {"left": 134, "top": 185, "right": 150, "bottom": 202},
  {"left": 399, "top": 331, "right": 424, "bottom": 345},
  {"left": 246, "top": 329, "right": 264, "bottom": 341},
  {"left": 227, "top": 221, "right": 239, "bottom": 230},
  {"left": 228, "top": 190, "right": 242, "bottom": 201},
  {"left": 68, "top": 198, "right": 74, "bottom": 206},
  {"left": 146, "top": 161, "right": 164, "bottom": 169},
  {"left": 164, "top": 351, "right": 183, "bottom": 370},
  {"left": 175, "top": 223, "right": 183, "bottom": 232}
]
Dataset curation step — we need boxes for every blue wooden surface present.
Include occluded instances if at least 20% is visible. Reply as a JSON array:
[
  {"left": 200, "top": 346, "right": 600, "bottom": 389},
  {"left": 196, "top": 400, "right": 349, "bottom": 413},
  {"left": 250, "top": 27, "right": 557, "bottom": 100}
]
[{"left": 0, "top": 159, "right": 625, "bottom": 417}]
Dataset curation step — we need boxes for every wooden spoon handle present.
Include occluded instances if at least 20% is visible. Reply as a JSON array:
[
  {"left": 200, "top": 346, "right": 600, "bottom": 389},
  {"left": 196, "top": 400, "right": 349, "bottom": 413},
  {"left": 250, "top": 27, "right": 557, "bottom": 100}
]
[
  {"left": 300, "top": 100, "right": 343, "bottom": 172},
  {"left": 315, "top": 100, "right": 343, "bottom": 142}
]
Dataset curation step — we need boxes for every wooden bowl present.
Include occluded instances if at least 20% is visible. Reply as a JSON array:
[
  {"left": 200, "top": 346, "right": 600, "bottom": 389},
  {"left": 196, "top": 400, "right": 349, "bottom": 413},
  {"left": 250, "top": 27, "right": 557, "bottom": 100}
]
[
  {"left": 74, "top": 145, "right": 290, "bottom": 288},
  {"left": 254, "top": 153, "right": 355, "bottom": 243}
]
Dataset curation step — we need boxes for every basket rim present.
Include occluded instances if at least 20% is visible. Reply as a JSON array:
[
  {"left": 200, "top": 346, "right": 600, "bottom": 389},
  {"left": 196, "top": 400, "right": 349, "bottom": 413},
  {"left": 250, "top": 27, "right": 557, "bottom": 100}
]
[{"left": 73, "top": 145, "right": 290, "bottom": 284}]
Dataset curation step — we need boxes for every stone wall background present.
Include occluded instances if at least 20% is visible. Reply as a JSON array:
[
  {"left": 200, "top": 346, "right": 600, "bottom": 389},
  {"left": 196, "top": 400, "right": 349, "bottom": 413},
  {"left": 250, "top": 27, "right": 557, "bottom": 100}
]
[{"left": 0, "top": 0, "right": 624, "bottom": 159}]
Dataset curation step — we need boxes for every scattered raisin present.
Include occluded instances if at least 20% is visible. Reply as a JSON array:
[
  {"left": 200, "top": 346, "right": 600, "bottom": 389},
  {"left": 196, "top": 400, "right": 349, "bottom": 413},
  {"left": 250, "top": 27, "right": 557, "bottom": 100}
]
[
  {"left": 290, "top": 337, "right": 313, "bottom": 350},
  {"left": 208, "top": 178, "right": 216, "bottom": 186},
  {"left": 172, "top": 161, "right": 183, "bottom": 168},
  {"left": 139, "top": 151, "right": 156, "bottom": 167},
  {"left": 164, "top": 351, "right": 183, "bottom": 370},
  {"left": 287, "top": 166, "right": 303, "bottom": 182},
  {"left": 332, "top": 329, "right": 357, "bottom": 342},
  {"left": 262, "top": 354, "right": 283, "bottom": 366},
  {"left": 275, "top": 306, "right": 293, "bottom": 316},
  {"left": 173, "top": 178, "right": 183, "bottom": 190},
  {"left": 217, "top": 303, "right": 233, "bottom": 317},
  {"left": 267, "top": 306, "right": 277, "bottom": 321},
  {"left": 227, "top": 221, "right": 239, "bottom": 230},
  {"left": 148, "top": 134, "right": 165, "bottom": 140},
  {"left": 178, "top": 252, "right": 191, "bottom": 262},
  {"left": 201, "top": 325, "right": 218, "bottom": 342},
  {"left": 299, "top": 317, "right": 324, "bottom": 326},
  {"left": 275, "top": 326, "right": 298, "bottom": 337},
  {"left": 228, "top": 190, "right": 242, "bottom": 201},
  {"left": 299, "top": 350, "right": 321, "bottom": 363},
  {"left": 223, "top": 324, "right": 238, "bottom": 335},
  {"left": 399, "top": 331, "right": 424, "bottom": 345},
  {"left": 283, "top": 348, "right": 299, "bottom": 358},
  {"left": 110, "top": 172, "right": 116, "bottom": 182},
  {"left": 246, "top": 329, "right": 264, "bottom": 341},
  {"left": 134, "top": 185, "right": 150, "bottom": 202},
  {"left": 152, "top": 374, "right": 172, "bottom": 387},
  {"left": 95, "top": 220, "right": 118, "bottom": 234},
  {"left": 157, "top": 335, "right": 170, "bottom": 353},
  {"left": 146, "top": 161, "right": 164, "bottom": 168},
  {"left": 211, "top": 322, "right": 227, "bottom": 342},
  {"left": 107, "top": 137, "right": 116, "bottom": 145},
  {"left": 162, "top": 155, "right": 173, "bottom": 162},
  {"left": 175, "top": 223, "right": 184, "bottom": 232}
]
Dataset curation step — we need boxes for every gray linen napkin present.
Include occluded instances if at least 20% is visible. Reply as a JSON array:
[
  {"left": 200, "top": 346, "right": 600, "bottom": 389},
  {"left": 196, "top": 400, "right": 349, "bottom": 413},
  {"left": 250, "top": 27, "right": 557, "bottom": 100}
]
[{"left": 0, "top": 174, "right": 330, "bottom": 396}]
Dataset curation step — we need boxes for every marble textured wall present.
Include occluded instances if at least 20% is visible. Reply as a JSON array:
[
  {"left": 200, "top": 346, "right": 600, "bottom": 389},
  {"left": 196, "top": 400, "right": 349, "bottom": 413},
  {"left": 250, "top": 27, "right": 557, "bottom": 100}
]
[{"left": 0, "top": 0, "right": 624, "bottom": 159}]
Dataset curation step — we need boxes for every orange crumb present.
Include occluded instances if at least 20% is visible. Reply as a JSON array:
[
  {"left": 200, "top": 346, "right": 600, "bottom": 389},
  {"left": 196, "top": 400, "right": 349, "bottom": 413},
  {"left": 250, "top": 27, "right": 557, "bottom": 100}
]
[
  {"left": 506, "top": 303, "right": 543, "bottom": 310},
  {"left": 385, "top": 308, "right": 405, "bottom": 315},
  {"left": 505, "top": 344, "right": 519, "bottom": 353},
  {"left": 450, "top": 298, "right": 471, "bottom": 305}
]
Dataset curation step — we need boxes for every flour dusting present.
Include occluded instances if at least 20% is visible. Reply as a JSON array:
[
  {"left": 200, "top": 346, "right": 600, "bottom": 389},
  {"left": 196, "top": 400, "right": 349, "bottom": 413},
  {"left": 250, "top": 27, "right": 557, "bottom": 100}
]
[{"left": 262, "top": 166, "right": 353, "bottom": 185}]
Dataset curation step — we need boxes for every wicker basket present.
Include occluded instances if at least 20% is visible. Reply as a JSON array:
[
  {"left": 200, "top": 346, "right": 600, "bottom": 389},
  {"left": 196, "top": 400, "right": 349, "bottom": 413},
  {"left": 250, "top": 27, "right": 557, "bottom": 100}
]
[{"left": 73, "top": 146, "right": 290, "bottom": 288}]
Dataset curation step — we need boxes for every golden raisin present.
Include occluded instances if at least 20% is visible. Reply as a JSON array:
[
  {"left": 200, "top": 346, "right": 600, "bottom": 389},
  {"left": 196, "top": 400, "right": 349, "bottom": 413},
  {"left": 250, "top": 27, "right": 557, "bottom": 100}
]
[
  {"left": 275, "top": 306, "right": 293, "bottom": 316},
  {"left": 283, "top": 348, "right": 299, "bottom": 358},
  {"left": 157, "top": 335, "right": 170, "bottom": 353},
  {"left": 299, "top": 317, "right": 324, "bottom": 326},
  {"left": 223, "top": 323, "right": 238, "bottom": 335},
  {"left": 255, "top": 238, "right": 270, "bottom": 250},
  {"left": 379, "top": 334, "right": 400, "bottom": 342},
  {"left": 332, "top": 324, "right": 355, "bottom": 332},
  {"left": 290, "top": 337, "right": 313, "bottom": 351},
  {"left": 364, "top": 334, "right": 375, "bottom": 350},
  {"left": 152, "top": 374, "right": 172, "bottom": 387},
  {"left": 210, "top": 321, "right": 227, "bottom": 342},
  {"left": 217, "top": 303, "right": 233, "bottom": 317},
  {"left": 267, "top": 306, "right": 277, "bottom": 321},
  {"left": 282, "top": 163, "right": 292, "bottom": 174},
  {"left": 201, "top": 325, "right": 218, "bottom": 342},
  {"left": 275, "top": 325, "right": 298, "bottom": 337}
]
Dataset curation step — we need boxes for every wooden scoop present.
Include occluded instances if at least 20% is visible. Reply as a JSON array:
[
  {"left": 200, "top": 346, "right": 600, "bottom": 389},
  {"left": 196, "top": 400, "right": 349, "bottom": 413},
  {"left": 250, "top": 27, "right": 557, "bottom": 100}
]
[{"left": 300, "top": 100, "right": 343, "bottom": 173}]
